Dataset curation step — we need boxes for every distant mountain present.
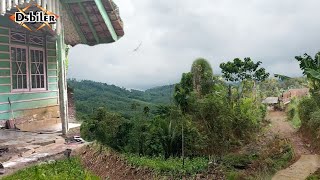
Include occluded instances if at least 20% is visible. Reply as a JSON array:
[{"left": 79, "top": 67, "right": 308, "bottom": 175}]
[{"left": 67, "top": 79, "right": 175, "bottom": 119}]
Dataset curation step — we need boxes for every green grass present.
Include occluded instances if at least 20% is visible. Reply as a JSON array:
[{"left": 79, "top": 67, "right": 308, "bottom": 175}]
[
  {"left": 124, "top": 154, "right": 208, "bottom": 176},
  {"left": 306, "top": 169, "right": 320, "bottom": 180},
  {"left": 2, "top": 158, "right": 99, "bottom": 180}
]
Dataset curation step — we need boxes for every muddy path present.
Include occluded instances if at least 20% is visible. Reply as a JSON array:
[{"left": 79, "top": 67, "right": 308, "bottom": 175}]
[
  {"left": 268, "top": 111, "right": 320, "bottom": 180},
  {"left": 267, "top": 111, "right": 310, "bottom": 155}
]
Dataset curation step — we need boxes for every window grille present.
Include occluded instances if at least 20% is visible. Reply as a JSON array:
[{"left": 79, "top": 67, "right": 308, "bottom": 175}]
[
  {"left": 11, "top": 31, "right": 27, "bottom": 43},
  {"left": 11, "top": 47, "right": 28, "bottom": 90}
]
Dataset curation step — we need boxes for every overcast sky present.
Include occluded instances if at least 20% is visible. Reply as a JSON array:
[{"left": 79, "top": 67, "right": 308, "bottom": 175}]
[{"left": 67, "top": 0, "right": 320, "bottom": 90}]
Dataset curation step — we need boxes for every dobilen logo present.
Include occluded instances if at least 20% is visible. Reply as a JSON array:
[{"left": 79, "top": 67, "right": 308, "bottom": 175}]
[{"left": 9, "top": 4, "right": 59, "bottom": 31}]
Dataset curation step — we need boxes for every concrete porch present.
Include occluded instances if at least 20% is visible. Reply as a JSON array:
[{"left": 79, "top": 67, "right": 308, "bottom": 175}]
[{"left": 0, "top": 126, "right": 85, "bottom": 177}]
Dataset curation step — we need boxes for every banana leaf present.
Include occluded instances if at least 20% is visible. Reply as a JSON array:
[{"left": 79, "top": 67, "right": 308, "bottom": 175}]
[{"left": 306, "top": 68, "right": 320, "bottom": 80}]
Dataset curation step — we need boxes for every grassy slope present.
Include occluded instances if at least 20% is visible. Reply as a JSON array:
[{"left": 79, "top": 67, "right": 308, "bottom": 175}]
[{"left": 2, "top": 158, "right": 99, "bottom": 180}]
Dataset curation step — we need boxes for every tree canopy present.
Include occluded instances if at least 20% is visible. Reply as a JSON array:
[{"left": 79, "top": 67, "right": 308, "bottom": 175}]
[{"left": 220, "top": 57, "right": 270, "bottom": 83}]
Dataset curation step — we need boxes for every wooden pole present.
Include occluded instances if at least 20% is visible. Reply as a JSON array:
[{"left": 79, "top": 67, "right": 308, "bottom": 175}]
[
  {"left": 182, "top": 122, "right": 185, "bottom": 167},
  {"left": 57, "top": 29, "right": 68, "bottom": 135}
]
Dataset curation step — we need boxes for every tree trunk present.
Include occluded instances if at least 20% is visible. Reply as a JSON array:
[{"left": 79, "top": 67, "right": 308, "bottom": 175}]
[{"left": 228, "top": 84, "right": 232, "bottom": 103}]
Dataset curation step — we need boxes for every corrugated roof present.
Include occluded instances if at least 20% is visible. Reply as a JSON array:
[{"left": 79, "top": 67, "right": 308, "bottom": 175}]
[
  {"left": 262, "top": 97, "right": 279, "bottom": 104},
  {"left": 0, "top": 0, "right": 124, "bottom": 46},
  {"left": 62, "top": 0, "right": 124, "bottom": 46}
]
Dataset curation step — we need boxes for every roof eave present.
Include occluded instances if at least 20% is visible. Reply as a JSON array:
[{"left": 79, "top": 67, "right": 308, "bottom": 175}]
[{"left": 60, "top": 0, "right": 124, "bottom": 46}]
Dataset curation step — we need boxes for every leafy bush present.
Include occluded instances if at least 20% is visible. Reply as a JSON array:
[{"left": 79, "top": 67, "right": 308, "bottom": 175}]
[
  {"left": 82, "top": 106, "right": 204, "bottom": 158},
  {"left": 286, "top": 98, "right": 301, "bottom": 128},
  {"left": 2, "top": 158, "right": 98, "bottom": 180},
  {"left": 308, "top": 110, "right": 320, "bottom": 134},
  {"left": 194, "top": 94, "right": 234, "bottom": 155},
  {"left": 260, "top": 104, "right": 267, "bottom": 119},
  {"left": 193, "top": 94, "right": 265, "bottom": 156},
  {"left": 233, "top": 97, "right": 262, "bottom": 140},
  {"left": 298, "top": 97, "right": 319, "bottom": 126},
  {"left": 288, "top": 108, "right": 295, "bottom": 121},
  {"left": 81, "top": 107, "right": 129, "bottom": 151}
]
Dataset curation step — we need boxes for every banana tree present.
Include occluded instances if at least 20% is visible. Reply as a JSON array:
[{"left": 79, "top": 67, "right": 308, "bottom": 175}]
[
  {"left": 295, "top": 52, "right": 320, "bottom": 93},
  {"left": 306, "top": 68, "right": 320, "bottom": 80}
]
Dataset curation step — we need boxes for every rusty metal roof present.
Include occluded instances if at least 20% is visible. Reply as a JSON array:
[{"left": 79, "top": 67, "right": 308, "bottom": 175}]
[
  {"left": 0, "top": 0, "right": 124, "bottom": 46},
  {"left": 61, "top": 0, "right": 124, "bottom": 46},
  {"left": 262, "top": 97, "right": 279, "bottom": 104}
]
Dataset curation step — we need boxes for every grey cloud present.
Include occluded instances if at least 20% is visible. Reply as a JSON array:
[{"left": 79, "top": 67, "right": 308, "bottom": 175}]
[{"left": 68, "top": 0, "right": 320, "bottom": 90}]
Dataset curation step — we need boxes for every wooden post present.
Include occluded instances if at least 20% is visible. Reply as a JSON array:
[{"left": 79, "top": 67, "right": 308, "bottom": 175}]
[
  {"left": 57, "top": 29, "right": 68, "bottom": 135},
  {"left": 182, "top": 122, "right": 185, "bottom": 168}
]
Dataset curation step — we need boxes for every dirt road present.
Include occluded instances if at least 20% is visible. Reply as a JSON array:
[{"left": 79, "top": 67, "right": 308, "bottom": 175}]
[{"left": 268, "top": 111, "right": 320, "bottom": 180}]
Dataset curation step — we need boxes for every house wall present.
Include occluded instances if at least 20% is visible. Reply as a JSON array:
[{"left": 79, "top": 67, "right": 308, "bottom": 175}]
[
  {"left": 0, "top": 16, "right": 59, "bottom": 128},
  {"left": 279, "top": 88, "right": 309, "bottom": 105}
]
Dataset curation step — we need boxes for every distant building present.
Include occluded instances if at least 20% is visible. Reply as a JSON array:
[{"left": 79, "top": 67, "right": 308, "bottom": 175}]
[
  {"left": 279, "top": 88, "right": 309, "bottom": 105},
  {"left": 262, "top": 88, "right": 309, "bottom": 111}
]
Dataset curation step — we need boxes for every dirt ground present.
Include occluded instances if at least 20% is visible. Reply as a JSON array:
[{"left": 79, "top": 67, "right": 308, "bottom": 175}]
[
  {"left": 268, "top": 110, "right": 320, "bottom": 180},
  {"left": 267, "top": 111, "right": 311, "bottom": 156}
]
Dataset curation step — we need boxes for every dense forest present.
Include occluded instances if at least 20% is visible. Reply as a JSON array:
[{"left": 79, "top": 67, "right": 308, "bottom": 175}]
[
  {"left": 67, "top": 79, "right": 175, "bottom": 119},
  {"left": 69, "top": 75, "right": 307, "bottom": 121}
]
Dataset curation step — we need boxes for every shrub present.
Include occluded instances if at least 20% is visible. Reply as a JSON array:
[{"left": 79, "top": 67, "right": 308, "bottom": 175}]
[
  {"left": 298, "top": 98, "right": 319, "bottom": 126},
  {"left": 286, "top": 99, "right": 301, "bottom": 128},
  {"left": 260, "top": 104, "right": 267, "bottom": 119},
  {"left": 308, "top": 110, "right": 320, "bottom": 134},
  {"left": 80, "top": 107, "right": 129, "bottom": 151},
  {"left": 287, "top": 108, "right": 295, "bottom": 121},
  {"left": 233, "top": 97, "right": 262, "bottom": 140},
  {"left": 194, "top": 94, "right": 234, "bottom": 156}
]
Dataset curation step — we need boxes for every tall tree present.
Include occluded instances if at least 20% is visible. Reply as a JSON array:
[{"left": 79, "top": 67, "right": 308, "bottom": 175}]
[
  {"left": 143, "top": 106, "right": 150, "bottom": 115},
  {"left": 220, "top": 57, "right": 270, "bottom": 100},
  {"left": 174, "top": 72, "right": 194, "bottom": 113},
  {"left": 220, "top": 57, "right": 269, "bottom": 83},
  {"left": 191, "top": 58, "right": 214, "bottom": 96}
]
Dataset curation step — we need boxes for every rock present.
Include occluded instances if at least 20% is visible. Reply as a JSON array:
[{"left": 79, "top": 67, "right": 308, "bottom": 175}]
[
  {"left": 64, "top": 149, "right": 72, "bottom": 158},
  {"left": 0, "top": 147, "right": 9, "bottom": 154},
  {"left": 0, "top": 163, "right": 4, "bottom": 175},
  {"left": 306, "top": 144, "right": 311, "bottom": 147}
]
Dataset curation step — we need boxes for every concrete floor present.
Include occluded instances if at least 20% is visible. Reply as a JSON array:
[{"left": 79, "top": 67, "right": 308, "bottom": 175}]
[
  {"left": 0, "top": 125, "right": 85, "bottom": 177},
  {"left": 15, "top": 118, "right": 81, "bottom": 133}
]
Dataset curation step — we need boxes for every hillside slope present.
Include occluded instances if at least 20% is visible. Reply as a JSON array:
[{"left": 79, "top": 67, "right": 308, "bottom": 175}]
[{"left": 67, "top": 79, "right": 175, "bottom": 119}]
